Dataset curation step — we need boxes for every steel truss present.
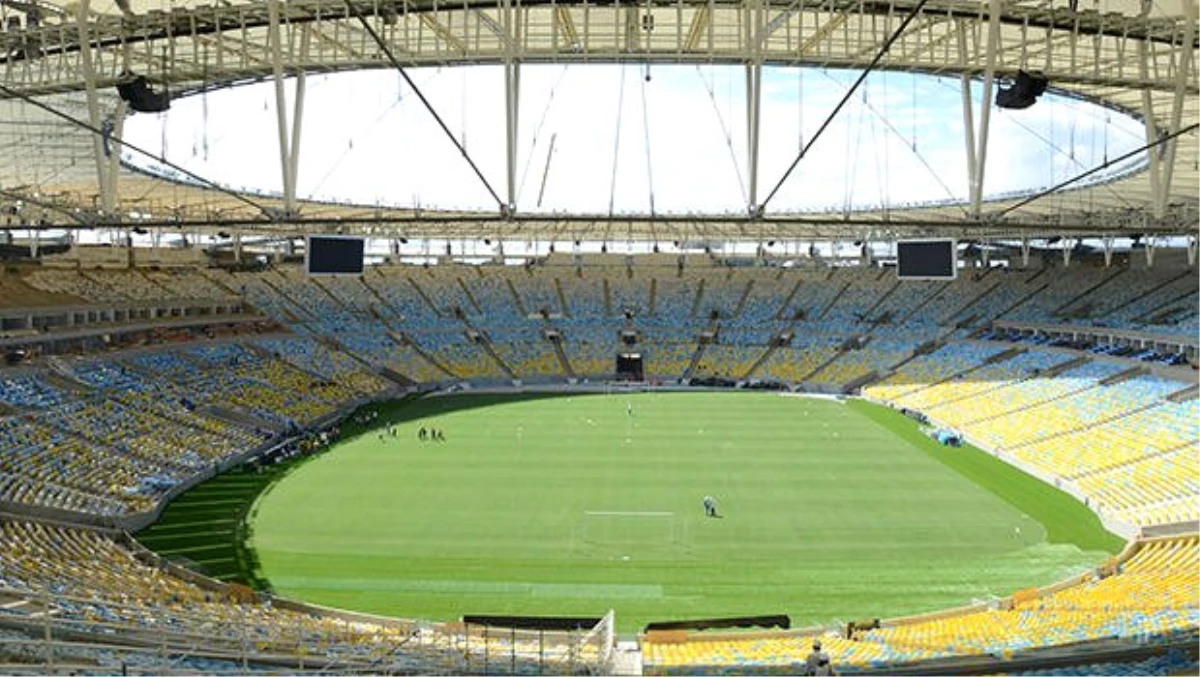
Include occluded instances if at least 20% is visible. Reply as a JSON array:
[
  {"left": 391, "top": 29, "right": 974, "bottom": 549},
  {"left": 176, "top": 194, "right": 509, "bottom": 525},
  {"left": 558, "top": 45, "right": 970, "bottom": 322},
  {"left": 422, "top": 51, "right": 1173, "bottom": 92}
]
[{"left": 0, "top": 0, "right": 1195, "bottom": 242}]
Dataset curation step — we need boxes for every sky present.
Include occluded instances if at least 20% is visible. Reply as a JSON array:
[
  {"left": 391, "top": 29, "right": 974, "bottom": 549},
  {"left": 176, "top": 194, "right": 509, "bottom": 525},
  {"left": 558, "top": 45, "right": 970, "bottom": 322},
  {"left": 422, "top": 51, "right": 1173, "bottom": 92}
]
[{"left": 119, "top": 64, "right": 1147, "bottom": 218}]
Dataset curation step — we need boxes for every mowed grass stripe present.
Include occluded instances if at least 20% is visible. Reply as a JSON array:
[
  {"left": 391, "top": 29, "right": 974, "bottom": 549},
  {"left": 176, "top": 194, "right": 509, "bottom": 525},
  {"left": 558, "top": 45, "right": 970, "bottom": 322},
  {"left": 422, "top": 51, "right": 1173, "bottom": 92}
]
[
  {"left": 136, "top": 467, "right": 277, "bottom": 588},
  {"left": 248, "top": 393, "right": 1118, "bottom": 631},
  {"left": 271, "top": 577, "right": 664, "bottom": 599},
  {"left": 849, "top": 400, "right": 1124, "bottom": 552}
]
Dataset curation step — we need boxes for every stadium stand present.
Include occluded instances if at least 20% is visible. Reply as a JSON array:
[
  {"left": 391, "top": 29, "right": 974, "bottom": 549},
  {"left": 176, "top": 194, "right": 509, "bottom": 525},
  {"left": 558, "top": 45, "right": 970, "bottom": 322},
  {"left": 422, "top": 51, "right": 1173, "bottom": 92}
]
[
  {"left": 0, "top": 260, "right": 1195, "bottom": 675},
  {"left": 642, "top": 536, "right": 1199, "bottom": 674}
]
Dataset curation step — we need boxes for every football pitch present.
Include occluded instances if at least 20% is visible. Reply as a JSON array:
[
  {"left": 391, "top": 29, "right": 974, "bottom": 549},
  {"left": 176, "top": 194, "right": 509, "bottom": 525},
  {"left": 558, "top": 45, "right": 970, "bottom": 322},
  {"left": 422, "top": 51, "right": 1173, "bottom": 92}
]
[{"left": 238, "top": 392, "right": 1122, "bottom": 631}]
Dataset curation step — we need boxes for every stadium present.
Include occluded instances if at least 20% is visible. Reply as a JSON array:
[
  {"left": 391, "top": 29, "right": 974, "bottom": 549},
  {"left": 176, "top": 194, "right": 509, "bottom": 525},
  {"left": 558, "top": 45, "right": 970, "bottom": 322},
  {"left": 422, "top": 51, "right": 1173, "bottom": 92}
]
[{"left": 0, "top": 0, "right": 1197, "bottom": 674}]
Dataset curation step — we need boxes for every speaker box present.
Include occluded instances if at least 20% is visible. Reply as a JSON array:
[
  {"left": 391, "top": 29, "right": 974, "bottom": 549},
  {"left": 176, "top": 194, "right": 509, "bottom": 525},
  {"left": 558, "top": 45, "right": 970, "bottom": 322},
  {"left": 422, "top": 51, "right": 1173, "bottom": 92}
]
[
  {"left": 116, "top": 74, "right": 170, "bottom": 113},
  {"left": 996, "top": 70, "right": 1048, "bottom": 110}
]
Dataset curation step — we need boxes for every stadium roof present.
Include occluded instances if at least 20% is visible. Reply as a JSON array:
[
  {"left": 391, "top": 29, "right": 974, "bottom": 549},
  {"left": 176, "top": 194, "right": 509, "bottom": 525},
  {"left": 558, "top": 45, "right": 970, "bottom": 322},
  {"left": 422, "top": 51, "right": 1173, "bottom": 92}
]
[{"left": 0, "top": 0, "right": 1196, "bottom": 243}]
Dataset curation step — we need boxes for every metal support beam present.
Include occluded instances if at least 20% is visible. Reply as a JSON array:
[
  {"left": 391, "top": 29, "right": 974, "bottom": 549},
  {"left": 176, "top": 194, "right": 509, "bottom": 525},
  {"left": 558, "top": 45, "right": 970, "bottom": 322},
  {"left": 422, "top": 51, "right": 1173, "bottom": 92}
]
[
  {"left": 76, "top": 0, "right": 113, "bottom": 217},
  {"left": 1138, "top": 38, "right": 1164, "bottom": 218},
  {"left": 958, "top": 22, "right": 977, "bottom": 202},
  {"left": 287, "top": 26, "right": 312, "bottom": 211},
  {"left": 269, "top": 0, "right": 296, "bottom": 215},
  {"left": 745, "top": 0, "right": 763, "bottom": 216},
  {"left": 503, "top": 0, "right": 520, "bottom": 215},
  {"left": 1157, "top": 1, "right": 1196, "bottom": 215},
  {"left": 105, "top": 100, "right": 127, "bottom": 215},
  {"left": 969, "top": 0, "right": 1001, "bottom": 218}
]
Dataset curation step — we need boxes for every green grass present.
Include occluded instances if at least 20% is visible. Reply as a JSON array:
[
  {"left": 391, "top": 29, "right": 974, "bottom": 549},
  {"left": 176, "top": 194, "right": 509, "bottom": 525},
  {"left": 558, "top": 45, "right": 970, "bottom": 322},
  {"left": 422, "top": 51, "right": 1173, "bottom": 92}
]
[
  {"left": 138, "top": 468, "right": 277, "bottom": 586},
  {"left": 239, "top": 392, "right": 1120, "bottom": 632}
]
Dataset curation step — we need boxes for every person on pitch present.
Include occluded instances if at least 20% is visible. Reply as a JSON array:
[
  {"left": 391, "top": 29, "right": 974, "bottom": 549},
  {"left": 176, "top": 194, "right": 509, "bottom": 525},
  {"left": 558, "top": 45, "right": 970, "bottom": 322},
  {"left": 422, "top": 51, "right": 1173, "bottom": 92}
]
[{"left": 703, "top": 495, "right": 720, "bottom": 518}]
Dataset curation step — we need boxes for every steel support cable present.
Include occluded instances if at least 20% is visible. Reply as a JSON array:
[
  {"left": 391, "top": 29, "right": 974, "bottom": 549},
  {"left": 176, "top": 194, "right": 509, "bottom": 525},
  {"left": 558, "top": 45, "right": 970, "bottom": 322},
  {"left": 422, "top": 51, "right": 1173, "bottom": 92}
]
[
  {"left": 758, "top": 0, "right": 929, "bottom": 215},
  {"left": 694, "top": 65, "right": 747, "bottom": 206},
  {"left": 347, "top": 3, "right": 504, "bottom": 212},
  {"left": 0, "top": 83, "right": 274, "bottom": 219},
  {"left": 843, "top": 91, "right": 868, "bottom": 213},
  {"left": 929, "top": 75, "right": 1134, "bottom": 211},
  {"left": 640, "top": 69, "right": 655, "bottom": 216},
  {"left": 814, "top": 69, "right": 962, "bottom": 213},
  {"left": 608, "top": 65, "right": 628, "bottom": 217},
  {"left": 994, "top": 122, "right": 1199, "bottom": 218},
  {"left": 517, "top": 64, "right": 569, "bottom": 205}
]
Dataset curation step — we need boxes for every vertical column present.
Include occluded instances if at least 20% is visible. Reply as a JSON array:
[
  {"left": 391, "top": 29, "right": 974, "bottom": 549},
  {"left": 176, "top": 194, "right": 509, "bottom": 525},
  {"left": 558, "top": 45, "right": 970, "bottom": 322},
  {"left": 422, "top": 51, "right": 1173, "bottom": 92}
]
[
  {"left": 745, "top": 0, "right": 763, "bottom": 217},
  {"left": 1157, "top": 2, "right": 1196, "bottom": 215},
  {"left": 269, "top": 0, "right": 296, "bottom": 215},
  {"left": 104, "top": 101, "right": 128, "bottom": 215},
  {"left": 504, "top": 0, "right": 521, "bottom": 216},
  {"left": 76, "top": 0, "right": 113, "bottom": 218},
  {"left": 969, "top": 0, "right": 1001, "bottom": 218},
  {"left": 1138, "top": 38, "right": 1164, "bottom": 218},
  {"left": 287, "top": 25, "right": 311, "bottom": 211}
]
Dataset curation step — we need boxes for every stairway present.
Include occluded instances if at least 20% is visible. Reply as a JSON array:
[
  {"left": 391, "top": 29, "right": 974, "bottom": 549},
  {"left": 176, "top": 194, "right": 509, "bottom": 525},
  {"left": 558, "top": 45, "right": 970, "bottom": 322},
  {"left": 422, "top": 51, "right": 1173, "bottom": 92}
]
[
  {"left": 1053, "top": 268, "right": 1126, "bottom": 318},
  {"left": 359, "top": 274, "right": 403, "bottom": 324},
  {"left": 681, "top": 340, "right": 710, "bottom": 380},
  {"left": 775, "top": 278, "right": 803, "bottom": 320},
  {"left": 554, "top": 278, "right": 571, "bottom": 317},
  {"left": 407, "top": 276, "right": 444, "bottom": 316},
  {"left": 395, "top": 332, "right": 460, "bottom": 379},
  {"left": 457, "top": 277, "right": 484, "bottom": 315},
  {"left": 201, "top": 404, "right": 286, "bottom": 435},
  {"left": 816, "top": 281, "right": 852, "bottom": 320},
  {"left": 549, "top": 335, "right": 577, "bottom": 379},
  {"left": 862, "top": 279, "right": 900, "bottom": 320},
  {"left": 739, "top": 343, "right": 776, "bottom": 380},
  {"left": 690, "top": 278, "right": 707, "bottom": 318},
  {"left": 477, "top": 335, "right": 518, "bottom": 380},
  {"left": 505, "top": 278, "right": 529, "bottom": 317},
  {"left": 800, "top": 347, "right": 848, "bottom": 383},
  {"left": 940, "top": 280, "right": 1002, "bottom": 325},
  {"left": 731, "top": 280, "right": 754, "bottom": 318}
]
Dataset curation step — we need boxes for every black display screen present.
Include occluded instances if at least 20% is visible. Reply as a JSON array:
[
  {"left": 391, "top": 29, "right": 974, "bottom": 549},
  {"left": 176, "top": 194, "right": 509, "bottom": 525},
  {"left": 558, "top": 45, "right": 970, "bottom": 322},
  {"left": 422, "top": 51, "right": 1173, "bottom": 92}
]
[
  {"left": 897, "top": 240, "right": 956, "bottom": 279},
  {"left": 307, "top": 236, "right": 365, "bottom": 275}
]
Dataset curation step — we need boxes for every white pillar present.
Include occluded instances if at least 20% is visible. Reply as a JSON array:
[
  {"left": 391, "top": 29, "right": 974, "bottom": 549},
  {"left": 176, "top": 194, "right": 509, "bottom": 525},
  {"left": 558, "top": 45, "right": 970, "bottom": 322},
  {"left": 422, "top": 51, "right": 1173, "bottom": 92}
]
[
  {"left": 970, "top": 0, "right": 1002, "bottom": 218},
  {"left": 745, "top": 0, "right": 763, "bottom": 216},
  {"left": 269, "top": 0, "right": 295, "bottom": 214}
]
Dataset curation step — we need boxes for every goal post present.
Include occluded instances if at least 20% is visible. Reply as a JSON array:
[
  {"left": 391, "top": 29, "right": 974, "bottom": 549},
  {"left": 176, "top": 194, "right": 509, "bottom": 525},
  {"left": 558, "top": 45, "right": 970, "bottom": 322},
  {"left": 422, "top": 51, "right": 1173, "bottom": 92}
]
[{"left": 580, "top": 511, "right": 687, "bottom": 548}]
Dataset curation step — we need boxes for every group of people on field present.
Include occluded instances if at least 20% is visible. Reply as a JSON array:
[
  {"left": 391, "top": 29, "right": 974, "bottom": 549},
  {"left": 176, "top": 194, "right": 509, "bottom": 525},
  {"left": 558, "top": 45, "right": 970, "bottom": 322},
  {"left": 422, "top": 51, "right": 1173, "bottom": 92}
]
[{"left": 417, "top": 427, "right": 446, "bottom": 442}]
